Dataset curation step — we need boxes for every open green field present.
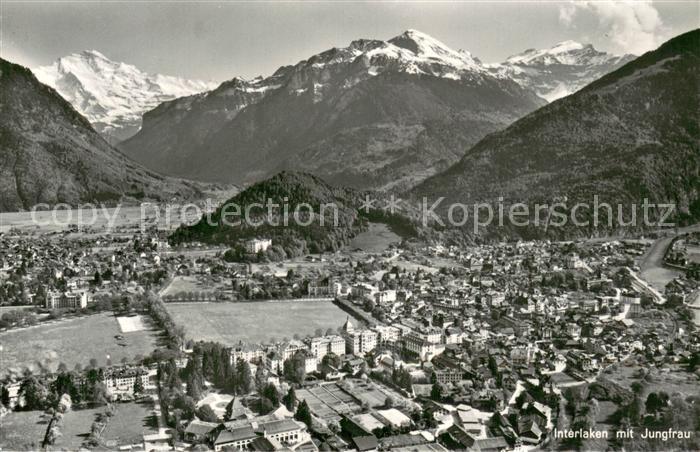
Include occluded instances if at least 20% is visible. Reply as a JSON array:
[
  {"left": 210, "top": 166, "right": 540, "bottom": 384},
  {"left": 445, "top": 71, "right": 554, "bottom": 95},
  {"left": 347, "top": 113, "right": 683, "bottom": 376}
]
[
  {"left": 604, "top": 358, "right": 699, "bottom": 400},
  {"left": 0, "top": 410, "right": 49, "bottom": 450},
  {"left": 0, "top": 313, "right": 160, "bottom": 378},
  {"left": 101, "top": 400, "right": 158, "bottom": 445},
  {"left": 165, "top": 301, "right": 348, "bottom": 344},
  {"left": 52, "top": 406, "right": 103, "bottom": 450},
  {"left": 53, "top": 401, "right": 157, "bottom": 450},
  {"left": 161, "top": 275, "right": 212, "bottom": 297},
  {"left": 0, "top": 207, "right": 146, "bottom": 234},
  {"left": 349, "top": 223, "right": 401, "bottom": 253}
]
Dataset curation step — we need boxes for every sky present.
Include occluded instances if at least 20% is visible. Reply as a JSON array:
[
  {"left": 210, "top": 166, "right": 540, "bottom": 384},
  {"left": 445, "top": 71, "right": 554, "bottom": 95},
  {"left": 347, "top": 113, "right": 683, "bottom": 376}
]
[{"left": 1, "top": 1, "right": 698, "bottom": 82}]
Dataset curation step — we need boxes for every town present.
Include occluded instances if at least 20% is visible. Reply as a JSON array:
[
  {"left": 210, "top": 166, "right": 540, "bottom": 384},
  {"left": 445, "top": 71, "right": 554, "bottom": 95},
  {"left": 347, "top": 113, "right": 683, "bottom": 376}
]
[{"left": 1, "top": 214, "right": 699, "bottom": 451}]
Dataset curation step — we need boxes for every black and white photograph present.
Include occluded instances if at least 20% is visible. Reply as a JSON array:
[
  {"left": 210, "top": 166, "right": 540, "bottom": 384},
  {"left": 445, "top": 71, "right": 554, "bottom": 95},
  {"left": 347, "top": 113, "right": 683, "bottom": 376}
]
[{"left": 0, "top": 0, "right": 698, "bottom": 450}]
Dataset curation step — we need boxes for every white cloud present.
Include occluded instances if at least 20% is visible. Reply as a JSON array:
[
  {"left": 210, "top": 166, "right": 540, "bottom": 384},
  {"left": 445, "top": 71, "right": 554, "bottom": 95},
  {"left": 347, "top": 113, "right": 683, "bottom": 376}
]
[
  {"left": 559, "top": 3, "right": 578, "bottom": 27},
  {"left": 558, "top": 1, "right": 670, "bottom": 55}
]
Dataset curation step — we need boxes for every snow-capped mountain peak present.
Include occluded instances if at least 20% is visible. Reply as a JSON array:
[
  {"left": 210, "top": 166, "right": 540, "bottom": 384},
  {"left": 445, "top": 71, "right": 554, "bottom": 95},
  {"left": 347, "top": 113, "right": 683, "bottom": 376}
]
[
  {"left": 287, "top": 29, "right": 490, "bottom": 91},
  {"left": 490, "top": 41, "right": 635, "bottom": 101},
  {"left": 389, "top": 29, "right": 456, "bottom": 56},
  {"left": 504, "top": 40, "right": 629, "bottom": 67},
  {"left": 387, "top": 29, "right": 482, "bottom": 72},
  {"left": 550, "top": 40, "right": 586, "bottom": 51},
  {"left": 33, "top": 51, "right": 217, "bottom": 142}
]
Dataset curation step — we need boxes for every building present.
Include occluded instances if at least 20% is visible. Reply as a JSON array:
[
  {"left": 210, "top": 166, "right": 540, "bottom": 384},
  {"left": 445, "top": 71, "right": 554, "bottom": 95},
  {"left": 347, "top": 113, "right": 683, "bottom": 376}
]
[
  {"left": 352, "top": 283, "right": 378, "bottom": 299},
  {"left": 213, "top": 425, "right": 258, "bottom": 451},
  {"left": 433, "top": 369, "right": 464, "bottom": 384},
  {"left": 629, "top": 298, "right": 642, "bottom": 317},
  {"left": 403, "top": 333, "right": 439, "bottom": 361},
  {"left": 296, "top": 350, "right": 319, "bottom": 373},
  {"left": 230, "top": 343, "right": 266, "bottom": 364},
  {"left": 245, "top": 238, "right": 272, "bottom": 254},
  {"left": 566, "top": 350, "right": 593, "bottom": 372},
  {"left": 567, "top": 323, "right": 582, "bottom": 339},
  {"left": 278, "top": 340, "right": 307, "bottom": 361},
  {"left": 265, "top": 351, "right": 283, "bottom": 374},
  {"left": 373, "top": 325, "right": 401, "bottom": 345},
  {"left": 345, "top": 330, "right": 378, "bottom": 357},
  {"left": 102, "top": 366, "right": 149, "bottom": 395},
  {"left": 621, "top": 290, "right": 641, "bottom": 306},
  {"left": 308, "top": 277, "right": 342, "bottom": 297},
  {"left": 420, "top": 327, "right": 442, "bottom": 344},
  {"left": 566, "top": 254, "right": 584, "bottom": 269},
  {"left": 45, "top": 290, "right": 88, "bottom": 309},
  {"left": 184, "top": 420, "right": 218, "bottom": 443},
  {"left": 306, "top": 335, "right": 345, "bottom": 361},
  {"left": 212, "top": 419, "right": 309, "bottom": 451},
  {"left": 444, "top": 327, "right": 465, "bottom": 345},
  {"left": 510, "top": 345, "right": 535, "bottom": 367},
  {"left": 375, "top": 290, "right": 397, "bottom": 305},
  {"left": 621, "top": 290, "right": 643, "bottom": 318}
]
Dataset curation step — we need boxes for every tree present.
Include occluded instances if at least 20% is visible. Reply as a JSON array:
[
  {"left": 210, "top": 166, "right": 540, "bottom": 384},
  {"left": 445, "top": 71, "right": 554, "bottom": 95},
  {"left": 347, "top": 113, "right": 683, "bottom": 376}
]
[
  {"left": 630, "top": 382, "right": 644, "bottom": 395},
  {"left": 224, "top": 398, "right": 237, "bottom": 421},
  {"left": 645, "top": 392, "right": 666, "bottom": 415},
  {"left": 283, "top": 387, "right": 296, "bottom": 411},
  {"left": 321, "top": 353, "right": 341, "bottom": 372},
  {"left": 422, "top": 409, "right": 437, "bottom": 428},
  {"left": 196, "top": 405, "right": 220, "bottom": 423},
  {"left": 235, "top": 360, "right": 253, "bottom": 395},
  {"left": 1, "top": 386, "right": 10, "bottom": 407},
  {"left": 133, "top": 377, "right": 144, "bottom": 396},
  {"left": 430, "top": 383, "right": 443, "bottom": 402},
  {"left": 261, "top": 383, "right": 279, "bottom": 407},
  {"left": 255, "top": 364, "right": 268, "bottom": 392},
  {"left": 19, "top": 377, "right": 49, "bottom": 410},
  {"left": 384, "top": 396, "right": 394, "bottom": 409},
  {"left": 258, "top": 397, "right": 274, "bottom": 414},
  {"left": 295, "top": 399, "right": 312, "bottom": 427},
  {"left": 283, "top": 353, "right": 307, "bottom": 384}
]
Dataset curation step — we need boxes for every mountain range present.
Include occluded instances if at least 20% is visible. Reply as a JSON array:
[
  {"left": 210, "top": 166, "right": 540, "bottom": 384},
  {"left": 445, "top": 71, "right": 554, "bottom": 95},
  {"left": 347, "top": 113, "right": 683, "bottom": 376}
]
[
  {"left": 4, "top": 28, "right": 696, "bottom": 235},
  {"left": 487, "top": 40, "right": 635, "bottom": 101},
  {"left": 29, "top": 32, "right": 634, "bottom": 193},
  {"left": 0, "top": 58, "right": 201, "bottom": 212},
  {"left": 33, "top": 50, "right": 216, "bottom": 143},
  {"left": 120, "top": 30, "right": 548, "bottom": 190},
  {"left": 413, "top": 29, "right": 700, "bottom": 236}
]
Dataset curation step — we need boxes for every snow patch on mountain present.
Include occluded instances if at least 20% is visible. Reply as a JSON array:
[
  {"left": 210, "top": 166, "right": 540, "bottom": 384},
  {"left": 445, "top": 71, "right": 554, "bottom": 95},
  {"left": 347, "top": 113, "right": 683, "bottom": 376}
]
[
  {"left": 33, "top": 50, "right": 217, "bottom": 142},
  {"left": 489, "top": 41, "right": 635, "bottom": 101}
]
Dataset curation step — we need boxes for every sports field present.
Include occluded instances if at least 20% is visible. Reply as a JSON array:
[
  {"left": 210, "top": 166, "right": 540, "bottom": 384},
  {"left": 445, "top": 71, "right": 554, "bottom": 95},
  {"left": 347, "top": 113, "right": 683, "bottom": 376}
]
[
  {"left": 0, "top": 313, "right": 159, "bottom": 378},
  {"left": 165, "top": 300, "right": 348, "bottom": 344}
]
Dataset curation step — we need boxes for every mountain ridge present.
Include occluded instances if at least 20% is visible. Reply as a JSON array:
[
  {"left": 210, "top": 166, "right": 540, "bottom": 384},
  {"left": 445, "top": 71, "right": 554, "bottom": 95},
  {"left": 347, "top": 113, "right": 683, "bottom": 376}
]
[
  {"left": 487, "top": 40, "right": 635, "bottom": 101},
  {"left": 121, "top": 29, "right": 545, "bottom": 190},
  {"left": 33, "top": 50, "right": 217, "bottom": 143},
  {"left": 0, "top": 58, "right": 202, "bottom": 212},
  {"left": 412, "top": 29, "right": 700, "bottom": 237}
]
